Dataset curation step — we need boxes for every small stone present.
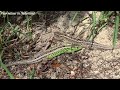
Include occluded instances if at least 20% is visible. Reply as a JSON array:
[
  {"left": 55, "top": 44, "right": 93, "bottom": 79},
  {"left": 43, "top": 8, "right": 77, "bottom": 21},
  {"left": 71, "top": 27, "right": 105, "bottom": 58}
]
[{"left": 71, "top": 71, "right": 75, "bottom": 76}]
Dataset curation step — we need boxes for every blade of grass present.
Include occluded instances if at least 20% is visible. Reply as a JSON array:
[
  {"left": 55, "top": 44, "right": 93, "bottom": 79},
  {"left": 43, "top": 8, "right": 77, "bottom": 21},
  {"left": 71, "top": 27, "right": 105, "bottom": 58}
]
[
  {"left": 6, "top": 23, "right": 20, "bottom": 42},
  {"left": 113, "top": 15, "right": 119, "bottom": 48},
  {"left": 29, "top": 68, "right": 35, "bottom": 79},
  {"left": 97, "top": 22, "right": 107, "bottom": 32},
  {"left": 88, "top": 11, "right": 97, "bottom": 41},
  {"left": 89, "top": 22, "right": 107, "bottom": 40},
  {"left": 102, "top": 11, "right": 113, "bottom": 22},
  {"left": 13, "top": 25, "right": 20, "bottom": 33},
  {"left": 71, "top": 11, "right": 79, "bottom": 23},
  {"left": 96, "top": 11, "right": 104, "bottom": 25},
  {"left": 69, "top": 11, "right": 80, "bottom": 27},
  {"left": 106, "top": 11, "right": 114, "bottom": 18},
  {"left": 8, "top": 22, "right": 14, "bottom": 30},
  {"left": 92, "top": 11, "right": 96, "bottom": 28},
  {"left": 25, "top": 15, "right": 32, "bottom": 30},
  {"left": 87, "top": 11, "right": 111, "bottom": 41},
  {"left": 0, "top": 50, "right": 14, "bottom": 79}
]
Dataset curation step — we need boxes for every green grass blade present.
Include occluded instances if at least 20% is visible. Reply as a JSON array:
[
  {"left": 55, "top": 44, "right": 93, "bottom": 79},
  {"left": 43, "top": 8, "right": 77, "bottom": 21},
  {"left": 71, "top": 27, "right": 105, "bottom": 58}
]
[
  {"left": 0, "top": 62, "right": 14, "bottom": 79},
  {"left": 25, "top": 15, "right": 32, "bottom": 30},
  {"left": 113, "top": 15, "right": 119, "bottom": 48},
  {"left": 92, "top": 11, "right": 96, "bottom": 39},
  {"left": 0, "top": 50, "right": 14, "bottom": 79},
  {"left": 96, "top": 11, "right": 104, "bottom": 25},
  {"left": 92, "top": 11, "right": 96, "bottom": 29},
  {"left": 106, "top": 11, "right": 113, "bottom": 17},
  {"left": 8, "top": 22, "right": 13, "bottom": 30},
  {"left": 26, "top": 15, "right": 29, "bottom": 30},
  {"left": 71, "top": 11, "right": 79, "bottom": 23},
  {"left": 6, "top": 24, "right": 20, "bottom": 42},
  {"left": 88, "top": 11, "right": 96, "bottom": 41},
  {"left": 13, "top": 25, "right": 20, "bottom": 33},
  {"left": 29, "top": 68, "right": 35, "bottom": 79},
  {"left": 97, "top": 22, "right": 107, "bottom": 32}
]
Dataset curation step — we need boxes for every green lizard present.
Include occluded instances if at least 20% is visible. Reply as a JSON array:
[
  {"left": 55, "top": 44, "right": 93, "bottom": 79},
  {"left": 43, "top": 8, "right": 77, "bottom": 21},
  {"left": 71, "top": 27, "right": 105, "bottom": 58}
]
[
  {"left": 47, "top": 45, "right": 83, "bottom": 59},
  {"left": 6, "top": 45, "right": 83, "bottom": 67}
]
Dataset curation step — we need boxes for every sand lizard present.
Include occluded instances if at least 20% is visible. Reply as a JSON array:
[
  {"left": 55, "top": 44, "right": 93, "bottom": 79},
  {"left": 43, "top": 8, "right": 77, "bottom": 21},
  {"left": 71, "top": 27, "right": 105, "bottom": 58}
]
[
  {"left": 54, "top": 31, "right": 120, "bottom": 50},
  {"left": 6, "top": 45, "right": 82, "bottom": 67},
  {"left": 5, "top": 32, "right": 120, "bottom": 67}
]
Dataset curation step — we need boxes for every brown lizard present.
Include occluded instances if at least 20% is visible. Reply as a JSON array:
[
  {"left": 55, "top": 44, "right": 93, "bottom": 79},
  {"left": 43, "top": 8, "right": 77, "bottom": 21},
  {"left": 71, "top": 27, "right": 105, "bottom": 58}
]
[{"left": 54, "top": 31, "right": 120, "bottom": 50}]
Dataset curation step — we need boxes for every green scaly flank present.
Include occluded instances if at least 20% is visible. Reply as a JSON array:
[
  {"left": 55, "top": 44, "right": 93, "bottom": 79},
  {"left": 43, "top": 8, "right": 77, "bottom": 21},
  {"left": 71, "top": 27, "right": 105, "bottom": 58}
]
[{"left": 47, "top": 46, "right": 82, "bottom": 59}]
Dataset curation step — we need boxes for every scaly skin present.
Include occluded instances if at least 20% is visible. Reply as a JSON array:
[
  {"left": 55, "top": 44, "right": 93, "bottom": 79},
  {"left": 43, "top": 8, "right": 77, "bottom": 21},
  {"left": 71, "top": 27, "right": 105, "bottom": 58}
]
[
  {"left": 54, "top": 31, "right": 120, "bottom": 50},
  {"left": 6, "top": 45, "right": 82, "bottom": 67}
]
